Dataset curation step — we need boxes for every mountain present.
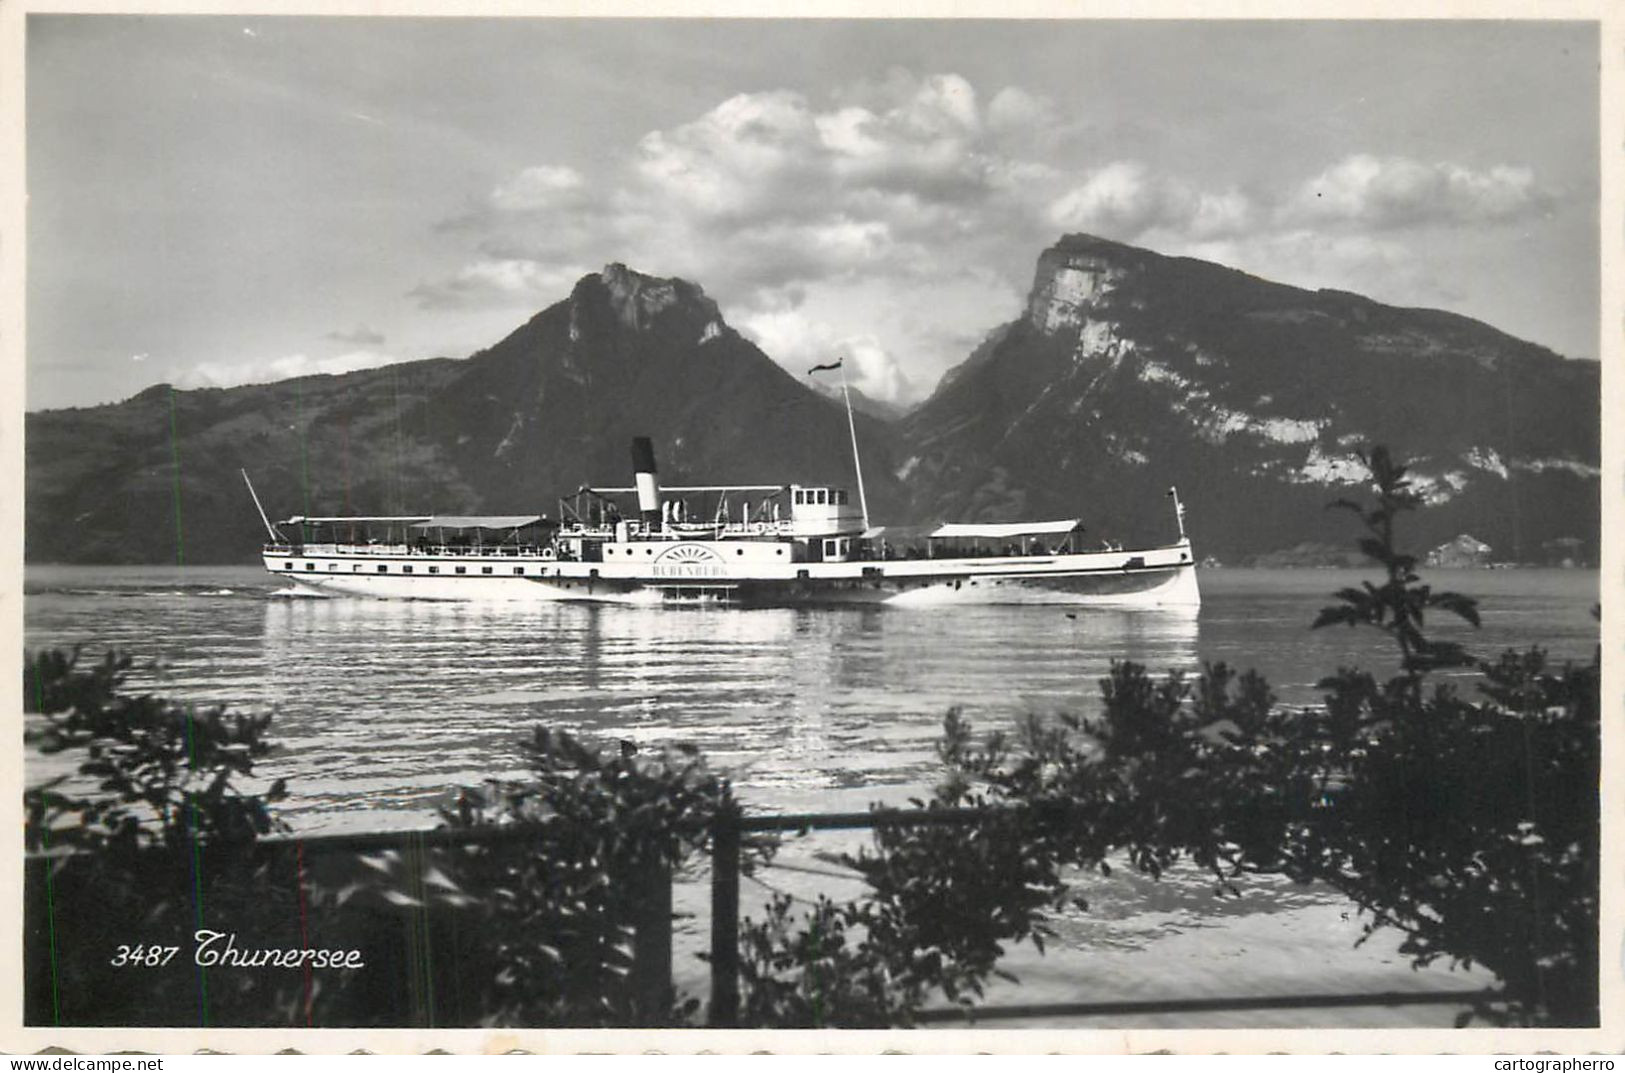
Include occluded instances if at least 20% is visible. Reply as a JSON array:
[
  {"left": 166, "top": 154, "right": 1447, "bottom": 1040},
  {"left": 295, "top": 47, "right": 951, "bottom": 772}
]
[
  {"left": 26, "top": 240, "right": 1600, "bottom": 566},
  {"left": 899, "top": 234, "right": 1600, "bottom": 564},
  {"left": 26, "top": 264, "right": 903, "bottom": 564},
  {"left": 810, "top": 381, "right": 912, "bottom": 422}
]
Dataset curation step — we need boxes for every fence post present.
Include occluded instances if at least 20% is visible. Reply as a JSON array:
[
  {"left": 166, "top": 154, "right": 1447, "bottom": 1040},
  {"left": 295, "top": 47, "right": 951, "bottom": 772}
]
[
  {"left": 708, "top": 805, "right": 741, "bottom": 1028},
  {"left": 630, "top": 852, "right": 674, "bottom": 1024}
]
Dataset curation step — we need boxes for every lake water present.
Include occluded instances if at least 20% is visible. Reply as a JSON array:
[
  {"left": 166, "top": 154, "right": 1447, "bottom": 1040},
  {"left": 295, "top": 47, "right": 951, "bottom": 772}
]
[{"left": 22, "top": 564, "right": 1599, "bottom": 1029}]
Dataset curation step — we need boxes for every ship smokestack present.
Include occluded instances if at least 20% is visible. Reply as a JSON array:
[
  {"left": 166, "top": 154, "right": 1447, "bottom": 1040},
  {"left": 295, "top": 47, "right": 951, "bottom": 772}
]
[{"left": 631, "top": 436, "right": 662, "bottom": 531}]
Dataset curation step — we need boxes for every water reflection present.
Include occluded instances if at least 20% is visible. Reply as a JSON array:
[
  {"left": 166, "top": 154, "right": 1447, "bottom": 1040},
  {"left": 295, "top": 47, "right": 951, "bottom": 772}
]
[{"left": 257, "top": 598, "right": 1200, "bottom": 826}]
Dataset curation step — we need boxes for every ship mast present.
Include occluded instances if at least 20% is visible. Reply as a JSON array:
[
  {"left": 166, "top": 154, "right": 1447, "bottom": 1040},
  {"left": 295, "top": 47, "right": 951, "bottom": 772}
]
[
  {"left": 809, "top": 356, "right": 871, "bottom": 532},
  {"left": 837, "top": 359, "right": 871, "bottom": 532}
]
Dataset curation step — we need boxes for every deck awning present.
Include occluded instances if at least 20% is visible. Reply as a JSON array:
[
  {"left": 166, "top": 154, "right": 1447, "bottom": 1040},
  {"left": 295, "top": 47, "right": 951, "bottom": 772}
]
[
  {"left": 409, "top": 515, "right": 552, "bottom": 530},
  {"left": 283, "top": 515, "right": 431, "bottom": 525},
  {"left": 929, "top": 519, "right": 1082, "bottom": 539}
]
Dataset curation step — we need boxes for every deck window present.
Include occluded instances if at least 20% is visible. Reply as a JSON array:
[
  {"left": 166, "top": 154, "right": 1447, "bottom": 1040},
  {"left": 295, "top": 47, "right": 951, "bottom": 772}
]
[
  {"left": 513, "top": 567, "right": 525, "bottom": 576},
  {"left": 282, "top": 562, "right": 293, "bottom": 570},
  {"left": 816, "top": 489, "right": 827, "bottom": 505},
  {"left": 455, "top": 566, "right": 466, "bottom": 575},
  {"left": 428, "top": 566, "right": 439, "bottom": 574},
  {"left": 377, "top": 565, "right": 387, "bottom": 573},
  {"left": 836, "top": 490, "right": 848, "bottom": 505},
  {"left": 793, "top": 490, "right": 803, "bottom": 505},
  {"left": 402, "top": 565, "right": 413, "bottom": 574},
  {"left": 305, "top": 563, "right": 315, "bottom": 571},
  {"left": 482, "top": 567, "right": 493, "bottom": 575}
]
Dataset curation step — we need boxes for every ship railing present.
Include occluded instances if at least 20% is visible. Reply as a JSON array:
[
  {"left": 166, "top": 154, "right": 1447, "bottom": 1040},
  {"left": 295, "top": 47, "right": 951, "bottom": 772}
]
[
  {"left": 264, "top": 542, "right": 554, "bottom": 558},
  {"left": 555, "top": 522, "right": 794, "bottom": 541}
]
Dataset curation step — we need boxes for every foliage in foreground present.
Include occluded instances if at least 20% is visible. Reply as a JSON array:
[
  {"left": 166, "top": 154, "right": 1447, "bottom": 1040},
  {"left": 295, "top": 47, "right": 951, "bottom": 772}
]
[
  {"left": 734, "top": 448, "right": 1598, "bottom": 1028},
  {"left": 22, "top": 661, "right": 755, "bottom": 1026},
  {"left": 364, "top": 727, "right": 769, "bottom": 1026},
  {"left": 23, "top": 649, "right": 301, "bottom": 1025}
]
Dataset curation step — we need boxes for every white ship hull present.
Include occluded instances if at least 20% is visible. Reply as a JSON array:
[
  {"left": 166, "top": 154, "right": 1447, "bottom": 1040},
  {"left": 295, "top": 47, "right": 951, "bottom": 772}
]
[{"left": 263, "top": 539, "right": 1199, "bottom": 608}]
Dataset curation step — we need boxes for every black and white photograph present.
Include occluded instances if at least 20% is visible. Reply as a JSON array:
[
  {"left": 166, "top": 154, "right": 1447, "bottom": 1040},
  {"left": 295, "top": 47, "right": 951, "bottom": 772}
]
[{"left": 9, "top": 4, "right": 1615, "bottom": 1054}]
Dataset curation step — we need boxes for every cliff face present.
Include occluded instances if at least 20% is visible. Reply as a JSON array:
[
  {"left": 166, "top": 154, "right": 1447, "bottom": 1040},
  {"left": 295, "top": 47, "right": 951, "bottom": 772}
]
[
  {"left": 26, "top": 266, "right": 902, "bottom": 564},
  {"left": 899, "top": 234, "right": 1599, "bottom": 563}
]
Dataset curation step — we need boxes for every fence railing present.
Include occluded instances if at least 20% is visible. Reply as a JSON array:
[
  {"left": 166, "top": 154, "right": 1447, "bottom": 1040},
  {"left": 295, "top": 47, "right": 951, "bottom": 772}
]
[
  {"left": 30, "top": 809, "right": 1501, "bottom": 1029},
  {"left": 702, "top": 804, "right": 1499, "bottom": 1029}
]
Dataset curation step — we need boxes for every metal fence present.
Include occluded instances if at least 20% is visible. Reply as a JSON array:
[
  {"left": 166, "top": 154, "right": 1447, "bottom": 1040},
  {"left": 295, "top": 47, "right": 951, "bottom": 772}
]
[
  {"left": 703, "top": 805, "right": 1497, "bottom": 1028},
  {"left": 29, "top": 810, "right": 1498, "bottom": 1028}
]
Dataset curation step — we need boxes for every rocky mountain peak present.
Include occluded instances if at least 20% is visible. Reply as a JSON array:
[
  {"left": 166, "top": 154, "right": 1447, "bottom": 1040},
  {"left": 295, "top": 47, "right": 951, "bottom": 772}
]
[
  {"left": 1024, "top": 235, "right": 1134, "bottom": 335},
  {"left": 905, "top": 231, "right": 1598, "bottom": 564},
  {"left": 585, "top": 263, "right": 726, "bottom": 343}
]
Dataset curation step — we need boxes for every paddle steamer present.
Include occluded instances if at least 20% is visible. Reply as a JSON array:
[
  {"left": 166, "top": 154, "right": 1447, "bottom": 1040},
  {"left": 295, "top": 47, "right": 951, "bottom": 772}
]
[{"left": 251, "top": 361, "right": 1198, "bottom": 607}]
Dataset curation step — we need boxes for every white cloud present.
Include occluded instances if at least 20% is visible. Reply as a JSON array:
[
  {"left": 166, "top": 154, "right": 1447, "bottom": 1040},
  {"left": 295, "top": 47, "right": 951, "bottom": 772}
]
[
  {"left": 1048, "top": 162, "right": 1254, "bottom": 242},
  {"left": 1167, "top": 230, "right": 1448, "bottom": 306},
  {"left": 410, "top": 259, "right": 591, "bottom": 310},
  {"left": 489, "top": 164, "right": 585, "bottom": 212},
  {"left": 986, "top": 86, "right": 1055, "bottom": 135},
  {"left": 736, "top": 308, "right": 913, "bottom": 404},
  {"left": 411, "top": 71, "right": 1561, "bottom": 397},
  {"left": 1286, "top": 154, "right": 1551, "bottom": 229},
  {"left": 178, "top": 348, "right": 406, "bottom": 389}
]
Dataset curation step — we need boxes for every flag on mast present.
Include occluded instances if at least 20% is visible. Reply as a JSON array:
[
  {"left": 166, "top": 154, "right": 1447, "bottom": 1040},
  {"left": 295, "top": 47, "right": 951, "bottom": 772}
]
[{"left": 808, "top": 359, "right": 843, "bottom": 375}]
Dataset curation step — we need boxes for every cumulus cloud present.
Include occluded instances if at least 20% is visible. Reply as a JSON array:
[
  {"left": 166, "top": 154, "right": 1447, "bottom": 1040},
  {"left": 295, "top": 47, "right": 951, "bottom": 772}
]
[
  {"left": 1168, "top": 229, "right": 1463, "bottom": 308},
  {"left": 178, "top": 349, "right": 405, "bottom": 389},
  {"left": 986, "top": 86, "right": 1056, "bottom": 135},
  {"left": 410, "top": 70, "right": 1560, "bottom": 398},
  {"left": 1048, "top": 162, "right": 1255, "bottom": 242},
  {"left": 738, "top": 307, "right": 913, "bottom": 403},
  {"left": 410, "top": 259, "right": 592, "bottom": 310},
  {"left": 1286, "top": 154, "right": 1552, "bottom": 229},
  {"left": 490, "top": 164, "right": 585, "bottom": 212}
]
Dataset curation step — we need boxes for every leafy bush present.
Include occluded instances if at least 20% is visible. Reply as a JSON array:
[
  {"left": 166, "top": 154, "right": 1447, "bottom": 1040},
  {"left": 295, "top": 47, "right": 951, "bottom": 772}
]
[
  {"left": 734, "top": 447, "right": 1598, "bottom": 1027},
  {"left": 23, "top": 652, "right": 756, "bottom": 1028},
  {"left": 25, "top": 647, "right": 287, "bottom": 855},
  {"left": 343, "top": 727, "right": 766, "bottom": 1027},
  {"left": 23, "top": 648, "right": 301, "bottom": 1026},
  {"left": 735, "top": 768, "right": 1076, "bottom": 1027}
]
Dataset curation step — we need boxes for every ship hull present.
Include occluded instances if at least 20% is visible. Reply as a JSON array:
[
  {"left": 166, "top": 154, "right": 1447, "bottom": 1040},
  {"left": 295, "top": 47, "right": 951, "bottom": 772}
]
[{"left": 264, "top": 541, "right": 1200, "bottom": 608}]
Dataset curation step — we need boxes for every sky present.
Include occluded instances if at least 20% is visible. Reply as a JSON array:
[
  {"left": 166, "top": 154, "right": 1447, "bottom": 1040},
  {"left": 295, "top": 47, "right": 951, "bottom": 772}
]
[{"left": 25, "top": 16, "right": 1601, "bottom": 411}]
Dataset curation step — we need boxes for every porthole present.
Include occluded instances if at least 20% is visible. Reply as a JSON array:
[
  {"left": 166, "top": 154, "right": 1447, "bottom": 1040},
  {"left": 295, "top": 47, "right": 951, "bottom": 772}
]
[
  {"left": 455, "top": 566, "right": 466, "bottom": 575},
  {"left": 428, "top": 566, "right": 439, "bottom": 574},
  {"left": 377, "top": 565, "right": 388, "bottom": 573},
  {"left": 513, "top": 567, "right": 525, "bottom": 575},
  {"left": 403, "top": 565, "right": 413, "bottom": 574},
  {"left": 482, "top": 567, "right": 493, "bottom": 575},
  {"left": 305, "top": 563, "right": 315, "bottom": 572},
  {"left": 282, "top": 562, "right": 293, "bottom": 570}
]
